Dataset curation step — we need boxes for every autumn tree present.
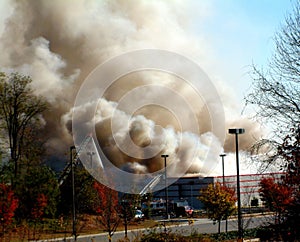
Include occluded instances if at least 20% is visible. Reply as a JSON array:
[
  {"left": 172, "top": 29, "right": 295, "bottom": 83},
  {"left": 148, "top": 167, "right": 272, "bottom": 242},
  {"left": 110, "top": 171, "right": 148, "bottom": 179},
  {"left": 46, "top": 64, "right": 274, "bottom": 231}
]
[
  {"left": 259, "top": 177, "right": 293, "bottom": 225},
  {"left": 245, "top": 3, "right": 300, "bottom": 236},
  {"left": 0, "top": 183, "right": 18, "bottom": 235},
  {"left": 29, "top": 193, "right": 48, "bottom": 240},
  {"left": 279, "top": 126, "right": 300, "bottom": 190},
  {"left": 0, "top": 72, "right": 47, "bottom": 178},
  {"left": 198, "top": 182, "right": 236, "bottom": 234},
  {"left": 93, "top": 181, "right": 120, "bottom": 242},
  {"left": 120, "top": 193, "right": 141, "bottom": 238},
  {"left": 58, "top": 166, "right": 98, "bottom": 215},
  {"left": 31, "top": 193, "right": 48, "bottom": 220},
  {"left": 14, "top": 165, "right": 59, "bottom": 219},
  {"left": 277, "top": 126, "right": 300, "bottom": 236}
]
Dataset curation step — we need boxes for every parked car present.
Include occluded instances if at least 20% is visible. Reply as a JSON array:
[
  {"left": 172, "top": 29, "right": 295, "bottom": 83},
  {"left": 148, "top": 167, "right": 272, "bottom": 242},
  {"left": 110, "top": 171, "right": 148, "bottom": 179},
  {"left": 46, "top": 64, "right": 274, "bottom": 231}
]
[
  {"left": 134, "top": 210, "right": 144, "bottom": 220},
  {"left": 184, "top": 206, "right": 194, "bottom": 217}
]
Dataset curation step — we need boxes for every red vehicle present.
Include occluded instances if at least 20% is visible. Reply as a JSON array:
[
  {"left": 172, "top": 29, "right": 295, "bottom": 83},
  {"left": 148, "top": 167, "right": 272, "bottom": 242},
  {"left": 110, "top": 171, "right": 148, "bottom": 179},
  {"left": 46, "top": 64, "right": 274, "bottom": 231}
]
[{"left": 184, "top": 206, "right": 194, "bottom": 217}]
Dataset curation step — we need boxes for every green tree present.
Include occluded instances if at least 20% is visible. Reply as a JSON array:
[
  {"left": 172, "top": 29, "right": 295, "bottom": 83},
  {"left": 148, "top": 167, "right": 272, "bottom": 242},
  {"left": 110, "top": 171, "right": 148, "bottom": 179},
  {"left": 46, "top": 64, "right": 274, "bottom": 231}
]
[
  {"left": 58, "top": 166, "right": 98, "bottom": 215},
  {"left": 198, "top": 182, "right": 236, "bottom": 234},
  {"left": 14, "top": 165, "right": 59, "bottom": 219},
  {"left": 0, "top": 72, "right": 47, "bottom": 178},
  {"left": 120, "top": 193, "right": 141, "bottom": 238}
]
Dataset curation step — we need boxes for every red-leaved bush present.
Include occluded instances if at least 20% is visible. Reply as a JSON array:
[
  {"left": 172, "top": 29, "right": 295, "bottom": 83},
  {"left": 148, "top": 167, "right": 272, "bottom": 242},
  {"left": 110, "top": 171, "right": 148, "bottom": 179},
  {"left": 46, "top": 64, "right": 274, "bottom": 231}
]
[
  {"left": 259, "top": 177, "right": 293, "bottom": 224},
  {"left": 0, "top": 183, "right": 18, "bottom": 233},
  {"left": 31, "top": 193, "right": 48, "bottom": 220}
]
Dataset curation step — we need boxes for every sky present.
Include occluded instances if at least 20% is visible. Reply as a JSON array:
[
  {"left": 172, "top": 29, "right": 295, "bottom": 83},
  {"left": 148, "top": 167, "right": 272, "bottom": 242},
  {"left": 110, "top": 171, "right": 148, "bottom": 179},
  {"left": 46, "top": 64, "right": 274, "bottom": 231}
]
[
  {"left": 188, "top": 0, "right": 294, "bottom": 175},
  {"left": 0, "top": 0, "right": 295, "bottom": 177},
  {"left": 190, "top": 0, "right": 293, "bottom": 102}
]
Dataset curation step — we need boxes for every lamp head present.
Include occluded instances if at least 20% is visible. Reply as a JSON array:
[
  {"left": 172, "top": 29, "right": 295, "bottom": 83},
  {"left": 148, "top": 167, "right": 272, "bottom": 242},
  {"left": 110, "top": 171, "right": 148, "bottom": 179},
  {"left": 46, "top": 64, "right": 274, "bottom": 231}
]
[{"left": 228, "top": 128, "right": 245, "bottom": 134}]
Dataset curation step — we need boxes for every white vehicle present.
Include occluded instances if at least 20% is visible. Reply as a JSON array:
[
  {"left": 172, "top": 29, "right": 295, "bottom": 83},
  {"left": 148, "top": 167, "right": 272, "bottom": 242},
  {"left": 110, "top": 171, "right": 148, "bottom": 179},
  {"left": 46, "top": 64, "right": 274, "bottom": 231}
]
[{"left": 134, "top": 210, "right": 144, "bottom": 220}]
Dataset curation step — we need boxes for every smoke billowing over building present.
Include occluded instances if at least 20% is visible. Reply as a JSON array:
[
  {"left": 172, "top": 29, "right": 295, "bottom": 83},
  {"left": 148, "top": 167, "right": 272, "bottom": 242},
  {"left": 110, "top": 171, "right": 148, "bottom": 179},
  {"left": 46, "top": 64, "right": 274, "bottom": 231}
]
[{"left": 0, "top": 1, "right": 262, "bottom": 177}]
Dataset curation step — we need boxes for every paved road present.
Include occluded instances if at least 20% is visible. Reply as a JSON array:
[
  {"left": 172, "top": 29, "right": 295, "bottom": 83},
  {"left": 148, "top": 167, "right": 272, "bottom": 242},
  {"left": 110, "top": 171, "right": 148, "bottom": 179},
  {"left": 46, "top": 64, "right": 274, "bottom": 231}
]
[{"left": 40, "top": 214, "right": 273, "bottom": 242}]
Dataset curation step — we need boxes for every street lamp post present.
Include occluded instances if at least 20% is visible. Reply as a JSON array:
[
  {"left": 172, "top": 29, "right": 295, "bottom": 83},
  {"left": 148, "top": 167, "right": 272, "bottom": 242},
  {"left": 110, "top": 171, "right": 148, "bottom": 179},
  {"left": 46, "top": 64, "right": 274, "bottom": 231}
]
[
  {"left": 87, "top": 151, "right": 95, "bottom": 169},
  {"left": 220, "top": 153, "right": 227, "bottom": 233},
  {"left": 220, "top": 154, "right": 226, "bottom": 186},
  {"left": 70, "top": 146, "right": 77, "bottom": 240},
  {"left": 228, "top": 128, "right": 245, "bottom": 241},
  {"left": 161, "top": 155, "right": 169, "bottom": 220}
]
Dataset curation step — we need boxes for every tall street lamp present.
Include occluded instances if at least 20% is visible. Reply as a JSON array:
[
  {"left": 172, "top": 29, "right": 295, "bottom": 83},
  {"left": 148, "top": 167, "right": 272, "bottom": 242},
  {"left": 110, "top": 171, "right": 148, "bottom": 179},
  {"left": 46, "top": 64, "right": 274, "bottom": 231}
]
[
  {"left": 220, "top": 153, "right": 227, "bottom": 233},
  {"left": 70, "top": 146, "right": 77, "bottom": 240},
  {"left": 220, "top": 154, "right": 226, "bottom": 186},
  {"left": 228, "top": 128, "right": 245, "bottom": 241},
  {"left": 161, "top": 154, "right": 169, "bottom": 220},
  {"left": 87, "top": 151, "right": 95, "bottom": 169}
]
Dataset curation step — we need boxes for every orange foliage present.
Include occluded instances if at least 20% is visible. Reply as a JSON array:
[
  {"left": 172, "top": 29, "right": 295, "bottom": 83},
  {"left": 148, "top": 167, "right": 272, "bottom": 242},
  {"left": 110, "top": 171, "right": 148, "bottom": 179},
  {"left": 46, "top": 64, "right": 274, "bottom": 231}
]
[
  {"left": 93, "top": 181, "right": 120, "bottom": 242},
  {"left": 199, "top": 182, "right": 236, "bottom": 223}
]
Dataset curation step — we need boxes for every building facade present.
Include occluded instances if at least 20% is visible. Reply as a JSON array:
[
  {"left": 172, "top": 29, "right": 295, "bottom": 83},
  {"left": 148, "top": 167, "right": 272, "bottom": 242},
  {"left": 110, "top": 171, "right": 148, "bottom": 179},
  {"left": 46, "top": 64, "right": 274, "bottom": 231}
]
[
  {"left": 214, "top": 172, "right": 285, "bottom": 207},
  {"left": 153, "top": 175, "right": 213, "bottom": 209},
  {"left": 152, "top": 172, "right": 285, "bottom": 209}
]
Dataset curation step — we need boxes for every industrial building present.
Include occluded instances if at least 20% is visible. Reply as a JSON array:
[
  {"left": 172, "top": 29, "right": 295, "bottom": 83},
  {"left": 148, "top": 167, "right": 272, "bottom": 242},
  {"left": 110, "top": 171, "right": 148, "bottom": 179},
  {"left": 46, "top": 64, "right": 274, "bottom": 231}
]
[{"left": 153, "top": 172, "right": 285, "bottom": 209}]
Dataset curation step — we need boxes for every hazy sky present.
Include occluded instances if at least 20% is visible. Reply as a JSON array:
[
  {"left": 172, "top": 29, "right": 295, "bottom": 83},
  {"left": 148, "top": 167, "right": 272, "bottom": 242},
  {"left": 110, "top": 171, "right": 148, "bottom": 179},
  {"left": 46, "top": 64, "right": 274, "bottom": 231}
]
[{"left": 0, "top": 0, "right": 294, "bottom": 176}]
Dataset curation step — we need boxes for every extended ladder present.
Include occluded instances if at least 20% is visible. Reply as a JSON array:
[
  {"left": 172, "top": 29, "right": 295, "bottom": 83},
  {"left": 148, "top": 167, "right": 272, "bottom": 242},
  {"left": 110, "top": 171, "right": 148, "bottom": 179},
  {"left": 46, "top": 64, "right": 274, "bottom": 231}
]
[
  {"left": 139, "top": 174, "right": 163, "bottom": 195},
  {"left": 58, "top": 135, "right": 93, "bottom": 186}
]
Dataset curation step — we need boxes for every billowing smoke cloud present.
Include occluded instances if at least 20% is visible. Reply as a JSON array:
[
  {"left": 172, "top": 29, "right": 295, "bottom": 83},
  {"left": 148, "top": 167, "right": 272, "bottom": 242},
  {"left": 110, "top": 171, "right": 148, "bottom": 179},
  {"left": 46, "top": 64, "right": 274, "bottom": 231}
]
[
  {"left": 63, "top": 98, "right": 223, "bottom": 176},
  {"left": 0, "top": 0, "right": 261, "bottom": 175}
]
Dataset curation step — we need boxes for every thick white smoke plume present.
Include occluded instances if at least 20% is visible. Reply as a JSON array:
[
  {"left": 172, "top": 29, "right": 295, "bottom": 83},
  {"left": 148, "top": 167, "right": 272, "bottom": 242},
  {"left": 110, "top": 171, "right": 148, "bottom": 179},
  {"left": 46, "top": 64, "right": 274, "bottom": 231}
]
[
  {"left": 63, "top": 98, "right": 223, "bottom": 176},
  {"left": 0, "top": 0, "right": 261, "bottom": 176}
]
